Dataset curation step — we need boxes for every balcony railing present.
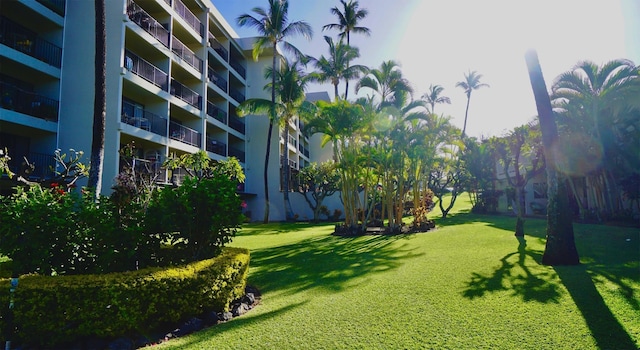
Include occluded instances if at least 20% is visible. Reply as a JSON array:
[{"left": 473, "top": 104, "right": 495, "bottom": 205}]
[
  {"left": 0, "top": 81, "right": 59, "bottom": 121},
  {"left": 170, "top": 79, "right": 201, "bottom": 109},
  {"left": 229, "top": 59, "right": 246, "bottom": 79},
  {"left": 207, "top": 67, "right": 227, "bottom": 92},
  {"left": 36, "top": 0, "right": 66, "bottom": 16},
  {"left": 208, "top": 33, "right": 228, "bottom": 61},
  {"left": 126, "top": 0, "right": 169, "bottom": 47},
  {"left": 131, "top": 157, "right": 164, "bottom": 178},
  {"left": 298, "top": 144, "right": 310, "bottom": 158},
  {"left": 206, "top": 101, "right": 227, "bottom": 124},
  {"left": 228, "top": 115, "right": 245, "bottom": 134},
  {"left": 121, "top": 100, "right": 168, "bottom": 136},
  {"left": 4, "top": 151, "right": 56, "bottom": 180},
  {"left": 229, "top": 87, "right": 245, "bottom": 103},
  {"left": 173, "top": 0, "right": 204, "bottom": 36},
  {"left": 169, "top": 121, "right": 201, "bottom": 147},
  {"left": 288, "top": 134, "right": 297, "bottom": 148},
  {"left": 0, "top": 16, "right": 62, "bottom": 68},
  {"left": 171, "top": 36, "right": 202, "bottom": 72},
  {"left": 206, "top": 136, "right": 226, "bottom": 156},
  {"left": 124, "top": 50, "right": 168, "bottom": 90},
  {"left": 228, "top": 146, "right": 245, "bottom": 163}
]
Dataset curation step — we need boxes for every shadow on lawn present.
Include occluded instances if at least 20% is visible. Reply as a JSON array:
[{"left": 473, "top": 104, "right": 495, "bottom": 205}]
[{"left": 247, "top": 234, "right": 421, "bottom": 296}]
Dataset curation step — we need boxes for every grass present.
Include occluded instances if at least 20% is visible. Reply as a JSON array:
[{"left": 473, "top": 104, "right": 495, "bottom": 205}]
[{"left": 157, "top": 195, "right": 640, "bottom": 349}]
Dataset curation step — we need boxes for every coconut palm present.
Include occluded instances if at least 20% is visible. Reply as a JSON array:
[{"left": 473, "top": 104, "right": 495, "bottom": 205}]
[
  {"left": 322, "top": 0, "right": 370, "bottom": 99},
  {"left": 237, "top": 0, "right": 313, "bottom": 223},
  {"left": 421, "top": 84, "right": 451, "bottom": 114},
  {"left": 356, "top": 60, "right": 413, "bottom": 110},
  {"left": 237, "top": 59, "right": 314, "bottom": 221},
  {"left": 456, "top": 70, "right": 489, "bottom": 137},
  {"left": 309, "top": 36, "right": 368, "bottom": 100}
]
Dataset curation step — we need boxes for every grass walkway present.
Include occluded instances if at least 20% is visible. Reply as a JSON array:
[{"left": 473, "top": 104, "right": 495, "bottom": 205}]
[{"left": 158, "top": 198, "right": 639, "bottom": 349}]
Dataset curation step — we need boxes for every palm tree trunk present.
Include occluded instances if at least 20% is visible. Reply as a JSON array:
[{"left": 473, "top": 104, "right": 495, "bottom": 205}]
[
  {"left": 283, "top": 124, "right": 295, "bottom": 220},
  {"left": 263, "top": 46, "right": 278, "bottom": 223},
  {"left": 525, "top": 49, "right": 579, "bottom": 265},
  {"left": 88, "top": 0, "right": 106, "bottom": 197},
  {"left": 461, "top": 94, "right": 471, "bottom": 137}
]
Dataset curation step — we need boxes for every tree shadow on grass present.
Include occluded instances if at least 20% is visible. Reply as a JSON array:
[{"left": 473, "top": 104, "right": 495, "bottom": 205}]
[
  {"left": 462, "top": 236, "right": 562, "bottom": 303},
  {"left": 247, "top": 234, "right": 422, "bottom": 296}
]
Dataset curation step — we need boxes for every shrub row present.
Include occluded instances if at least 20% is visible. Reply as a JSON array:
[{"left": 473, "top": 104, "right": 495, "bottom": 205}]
[{"left": 0, "top": 247, "right": 250, "bottom": 348}]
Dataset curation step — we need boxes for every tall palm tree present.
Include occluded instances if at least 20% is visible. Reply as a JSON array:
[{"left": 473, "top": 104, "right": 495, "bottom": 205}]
[
  {"left": 237, "top": 0, "right": 313, "bottom": 223},
  {"left": 356, "top": 60, "right": 412, "bottom": 110},
  {"left": 87, "top": 0, "right": 106, "bottom": 197},
  {"left": 551, "top": 59, "right": 639, "bottom": 215},
  {"left": 237, "top": 60, "right": 314, "bottom": 221},
  {"left": 421, "top": 84, "right": 451, "bottom": 114},
  {"left": 309, "top": 36, "right": 368, "bottom": 100},
  {"left": 322, "top": 0, "right": 370, "bottom": 99},
  {"left": 456, "top": 70, "right": 489, "bottom": 137}
]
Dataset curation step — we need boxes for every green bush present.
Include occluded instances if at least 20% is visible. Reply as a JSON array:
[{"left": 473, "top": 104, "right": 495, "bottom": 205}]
[{"left": 0, "top": 247, "right": 250, "bottom": 348}]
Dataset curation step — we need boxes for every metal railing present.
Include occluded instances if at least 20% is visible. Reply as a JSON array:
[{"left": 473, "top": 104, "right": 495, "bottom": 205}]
[
  {"left": 171, "top": 36, "right": 202, "bottom": 72},
  {"left": 169, "top": 121, "right": 201, "bottom": 147},
  {"left": 206, "top": 101, "right": 227, "bottom": 124},
  {"left": 170, "top": 79, "right": 201, "bottom": 109},
  {"left": 126, "top": 0, "right": 170, "bottom": 47},
  {"left": 0, "top": 17, "right": 62, "bottom": 68},
  {"left": 131, "top": 157, "right": 164, "bottom": 178},
  {"left": 228, "top": 114, "right": 245, "bottom": 134},
  {"left": 229, "top": 59, "right": 246, "bottom": 79},
  {"left": 36, "top": 0, "right": 66, "bottom": 16},
  {"left": 173, "top": 0, "right": 204, "bottom": 36},
  {"left": 228, "top": 146, "right": 245, "bottom": 163},
  {"left": 121, "top": 100, "right": 167, "bottom": 136},
  {"left": 206, "top": 136, "right": 226, "bottom": 156},
  {"left": 288, "top": 134, "right": 297, "bottom": 148},
  {"left": 0, "top": 81, "right": 59, "bottom": 121},
  {"left": 229, "top": 87, "right": 245, "bottom": 103},
  {"left": 208, "top": 33, "right": 228, "bottom": 61},
  {"left": 124, "top": 50, "right": 168, "bottom": 90},
  {"left": 4, "top": 151, "right": 56, "bottom": 180},
  {"left": 207, "top": 66, "right": 227, "bottom": 92}
]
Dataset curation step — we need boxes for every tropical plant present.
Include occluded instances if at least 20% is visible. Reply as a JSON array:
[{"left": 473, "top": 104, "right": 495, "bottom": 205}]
[
  {"left": 322, "top": 0, "right": 370, "bottom": 99},
  {"left": 357, "top": 60, "right": 413, "bottom": 110},
  {"left": 236, "top": 0, "right": 313, "bottom": 223},
  {"left": 295, "top": 160, "right": 341, "bottom": 222},
  {"left": 421, "top": 84, "right": 451, "bottom": 114},
  {"left": 456, "top": 70, "right": 489, "bottom": 137}
]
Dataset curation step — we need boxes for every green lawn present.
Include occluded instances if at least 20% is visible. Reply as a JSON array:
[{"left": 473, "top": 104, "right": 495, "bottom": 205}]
[{"left": 158, "top": 196, "right": 640, "bottom": 349}]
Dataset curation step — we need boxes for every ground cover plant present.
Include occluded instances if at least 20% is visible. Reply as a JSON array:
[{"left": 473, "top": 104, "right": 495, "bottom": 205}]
[{"left": 155, "top": 196, "right": 640, "bottom": 349}]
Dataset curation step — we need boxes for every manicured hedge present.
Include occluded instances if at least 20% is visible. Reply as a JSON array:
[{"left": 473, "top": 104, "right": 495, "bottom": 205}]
[{"left": 0, "top": 247, "right": 249, "bottom": 347}]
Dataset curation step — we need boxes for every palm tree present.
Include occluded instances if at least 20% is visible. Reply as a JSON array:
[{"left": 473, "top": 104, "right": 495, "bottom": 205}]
[
  {"left": 309, "top": 36, "right": 368, "bottom": 100},
  {"left": 551, "top": 59, "right": 639, "bottom": 215},
  {"left": 421, "top": 84, "right": 451, "bottom": 114},
  {"left": 237, "top": 59, "right": 314, "bottom": 221},
  {"left": 237, "top": 0, "right": 313, "bottom": 223},
  {"left": 87, "top": 0, "right": 106, "bottom": 197},
  {"left": 357, "top": 60, "right": 413, "bottom": 110},
  {"left": 456, "top": 70, "right": 489, "bottom": 137},
  {"left": 322, "top": 0, "right": 370, "bottom": 99}
]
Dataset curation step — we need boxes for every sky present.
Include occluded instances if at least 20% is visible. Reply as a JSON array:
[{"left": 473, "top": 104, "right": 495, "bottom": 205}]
[{"left": 213, "top": 0, "right": 640, "bottom": 139}]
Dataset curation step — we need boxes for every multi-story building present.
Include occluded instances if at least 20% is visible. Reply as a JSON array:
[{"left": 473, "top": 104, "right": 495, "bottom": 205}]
[{"left": 0, "top": 0, "right": 340, "bottom": 222}]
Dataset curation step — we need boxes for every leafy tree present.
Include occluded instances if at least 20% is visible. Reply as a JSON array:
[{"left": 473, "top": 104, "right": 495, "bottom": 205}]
[
  {"left": 456, "top": 70, "right": 489, "bottom": 137},
  {"left": 460, "top": 137, "right": 498, "bottom": 212},
  {"left": 236, "top": 0, "right": 313, "bottom": 223},
  {"left": 525, "top": 49, "right": 579, "bottom": 265},
  {"left": 322, "top": 0, "right": 370, "bottom": 99},
  {"left": 357, "top": 60, "right": 413, "bottom": 110},
  {"left": 295, "top": 161, "right": 341, "bottom": 222},
  {"left": 421, "top": 84, "right": 451, "bottom": 114}
]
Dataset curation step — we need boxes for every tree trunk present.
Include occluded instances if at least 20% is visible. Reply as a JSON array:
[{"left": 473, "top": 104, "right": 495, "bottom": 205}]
[
  {"left": 282, "top": 124, "right": 294, "bottom": 220},
  {"left": 525, "top": 49, "right": 579, "bottom": 265},
  {"left": 461, "top": 93, "right": 471, "bottom": 137},
  {"left": 88, "top": 0, "right": 106, "bottom": 196},
  {"left": 514, "top": 186, "right": 526, "bottom": 237}
]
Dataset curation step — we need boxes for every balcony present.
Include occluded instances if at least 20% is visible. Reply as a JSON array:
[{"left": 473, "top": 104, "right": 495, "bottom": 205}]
[
  {"left": 3, "top": 151, "right": 56, "bottom": 180},
  {"left": 207, "top": 66, "right": 227, "bottom": 92},
  {"left": 121, "top": 100, "right": 167, "bottom": 137},
  {"left": 0, "top": 16, "right": 62, "bottom": 68},
  {"left": 0, "top": 81, "right": 59, "bottom": 122},
  {"left": 36, "top": 0, "right": 66, "bottom": 16},
  {"left": 206, "top": 136, "right": 226, "bottom": 156},
  {"left": 206, "top": 101, "right": 226, "bottom": 124},
  {"left": 208, "top": 33, "right": 228, "bottom": 61},
  {"left": 170, "top": 79, "right": 201, "bottom": 109},
  {"left": 229, "top": 59, "right": 246, "bottom": 79},
  {"left": 288, "top": 134, "right": 297, "bottom": 148},
  {"left": 173, "top": 0, "right": 204, "bottom": 37},
  {"left": 169, "top": 121, "right": 201, "bottom": 147},
  {"left": 228, "top": 114, "right": 245, "bottom": 134},
  {"left": 171, "top": 36, "right": 202, "bottom": 72},
  {"left": 228, "top": 146, "right": 245, "bottom": 163},
  {"left": 124, "top": 51, "right": 169, "bottom": 90},
  {"left": 229, "top": 87, "right": 245, "bottom": 103},
  {"left": 126, "top": 0, "right": 169, "bottom": 47}
]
